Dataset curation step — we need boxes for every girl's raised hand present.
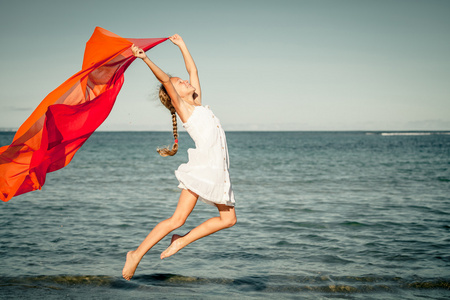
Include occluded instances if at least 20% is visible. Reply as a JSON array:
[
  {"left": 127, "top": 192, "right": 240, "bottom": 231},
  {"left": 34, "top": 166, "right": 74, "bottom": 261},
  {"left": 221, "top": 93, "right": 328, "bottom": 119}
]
[
  {"left": 169, "top": 34, "right": 185, "bottom": 47},
  {"left": 131, "top": 44, "right": 147, "bottom": 59}
]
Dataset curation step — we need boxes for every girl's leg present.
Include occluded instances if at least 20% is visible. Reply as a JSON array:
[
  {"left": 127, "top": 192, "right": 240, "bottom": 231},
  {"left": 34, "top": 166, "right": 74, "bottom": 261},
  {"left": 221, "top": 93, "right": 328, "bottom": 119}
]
[
  {"left": 122, "top": 189, "right": 198, "bottom": 280},
  {"left": 160, "top": 203, "right": 236, "bottom": 259}
]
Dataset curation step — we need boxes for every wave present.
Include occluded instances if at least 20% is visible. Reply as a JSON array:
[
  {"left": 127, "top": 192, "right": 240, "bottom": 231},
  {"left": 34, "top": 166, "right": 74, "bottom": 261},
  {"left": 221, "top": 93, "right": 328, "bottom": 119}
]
[
  {"left": 366, "top": 132, "right": 450, "bottom": 136},
  {"left": 1, "top": 273, "right": 449, "bottom": 293}
]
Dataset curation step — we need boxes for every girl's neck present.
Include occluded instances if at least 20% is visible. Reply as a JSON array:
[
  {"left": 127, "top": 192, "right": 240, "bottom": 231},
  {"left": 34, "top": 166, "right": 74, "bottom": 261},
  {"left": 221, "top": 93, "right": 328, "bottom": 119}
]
[{"left": 182, "top": 95, "right": 200, "bottom": 107}]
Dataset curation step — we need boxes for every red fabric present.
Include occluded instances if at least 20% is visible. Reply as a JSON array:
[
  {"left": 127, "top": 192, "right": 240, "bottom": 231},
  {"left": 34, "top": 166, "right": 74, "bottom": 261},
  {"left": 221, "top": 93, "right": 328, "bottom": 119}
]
[{"left": 0, "top": 27, "right": 168, "bottom": 201}]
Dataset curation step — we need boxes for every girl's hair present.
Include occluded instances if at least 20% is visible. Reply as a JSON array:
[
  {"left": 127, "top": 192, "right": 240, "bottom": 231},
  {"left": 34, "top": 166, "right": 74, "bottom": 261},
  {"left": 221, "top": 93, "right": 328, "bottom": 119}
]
[{"left": 157, "top": 84, "right": 179, "bottom": 157}]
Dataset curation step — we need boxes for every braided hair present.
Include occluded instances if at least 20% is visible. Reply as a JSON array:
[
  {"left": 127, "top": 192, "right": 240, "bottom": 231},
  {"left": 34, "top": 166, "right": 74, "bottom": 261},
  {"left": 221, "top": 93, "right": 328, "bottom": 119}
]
[{"left": 157, "top": 84, "right": 179, "bottom": 156}]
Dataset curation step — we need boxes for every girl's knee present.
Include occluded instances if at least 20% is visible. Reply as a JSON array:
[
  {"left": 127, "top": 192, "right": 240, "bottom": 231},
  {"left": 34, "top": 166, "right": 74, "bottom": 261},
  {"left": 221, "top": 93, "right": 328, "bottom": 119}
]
[
  {"left": 216, "top": 204, "right": 236, "bottom": 228},
  {"left": 222, "top": 215, "right": 237, "bottom": 228},
  {"left": 168, "top": 216, "right": 186, "bottom": 229}
]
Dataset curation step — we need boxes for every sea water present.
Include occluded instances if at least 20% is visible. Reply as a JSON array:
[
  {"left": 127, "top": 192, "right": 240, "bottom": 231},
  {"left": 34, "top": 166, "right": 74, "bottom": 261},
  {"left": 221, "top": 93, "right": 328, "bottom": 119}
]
[{"left": 0, "top": 131, "right": 449, "bottom": 299}]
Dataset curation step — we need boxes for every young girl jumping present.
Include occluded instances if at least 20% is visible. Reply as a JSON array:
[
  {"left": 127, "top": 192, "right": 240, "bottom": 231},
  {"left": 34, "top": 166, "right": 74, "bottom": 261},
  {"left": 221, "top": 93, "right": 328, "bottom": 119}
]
[{"left": 122, "top": 35, "right": 236, "bottom": 280}]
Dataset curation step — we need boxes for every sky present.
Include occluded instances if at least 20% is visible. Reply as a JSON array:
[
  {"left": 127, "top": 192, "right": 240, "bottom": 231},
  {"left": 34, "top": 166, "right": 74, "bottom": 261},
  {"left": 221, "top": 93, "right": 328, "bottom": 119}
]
[{"left": 0, "top": 0, "right": 449, "bottom": 131}]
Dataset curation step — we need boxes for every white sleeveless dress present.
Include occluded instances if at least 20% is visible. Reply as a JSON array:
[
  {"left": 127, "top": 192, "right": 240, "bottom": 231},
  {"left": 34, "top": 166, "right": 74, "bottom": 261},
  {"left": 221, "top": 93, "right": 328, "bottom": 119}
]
[{"left": 175, "top": 105, "right": 235, "bottom": 207}]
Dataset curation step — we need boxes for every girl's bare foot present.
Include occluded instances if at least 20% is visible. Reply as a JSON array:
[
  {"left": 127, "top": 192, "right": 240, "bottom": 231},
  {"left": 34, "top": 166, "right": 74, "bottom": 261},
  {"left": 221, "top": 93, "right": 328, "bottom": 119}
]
[
  {"left": 171, "top": 234, "right": 182, "bottom": 244},
  {"left": 161, "top": 234, "right": 185, "bottom": 259},
  {"left": 122, "top": 250, "right": 140, "bottom": 280}
]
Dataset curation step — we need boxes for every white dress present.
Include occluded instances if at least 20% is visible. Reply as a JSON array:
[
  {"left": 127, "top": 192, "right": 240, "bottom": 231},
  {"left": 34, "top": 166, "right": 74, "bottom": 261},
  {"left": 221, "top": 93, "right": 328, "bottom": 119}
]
[{"left": 175, "top": 105, "right": 235, "bottom": 207}]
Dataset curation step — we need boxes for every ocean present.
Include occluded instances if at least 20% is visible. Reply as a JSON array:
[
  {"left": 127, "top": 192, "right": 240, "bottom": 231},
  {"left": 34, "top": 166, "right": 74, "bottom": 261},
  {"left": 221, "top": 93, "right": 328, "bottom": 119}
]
[{"left": 1, "top": 131, "right": 449, "bottom": 299}]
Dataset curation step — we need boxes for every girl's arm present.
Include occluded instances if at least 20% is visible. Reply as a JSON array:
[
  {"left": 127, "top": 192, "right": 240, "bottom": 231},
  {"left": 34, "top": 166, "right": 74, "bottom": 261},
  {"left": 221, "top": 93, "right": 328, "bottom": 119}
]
[
  {"left": 170, "top": 35, "right": 201, "bottom": 103},
  {"left": 131, "top": 44, "right": 184, "bottom": 114}
]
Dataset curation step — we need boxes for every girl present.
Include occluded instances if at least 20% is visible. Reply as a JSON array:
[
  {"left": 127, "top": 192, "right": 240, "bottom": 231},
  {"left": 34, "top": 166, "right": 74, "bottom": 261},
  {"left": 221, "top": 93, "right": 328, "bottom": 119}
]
[{"left": 122, "top": 35, "right": 236, "bottom": 280}]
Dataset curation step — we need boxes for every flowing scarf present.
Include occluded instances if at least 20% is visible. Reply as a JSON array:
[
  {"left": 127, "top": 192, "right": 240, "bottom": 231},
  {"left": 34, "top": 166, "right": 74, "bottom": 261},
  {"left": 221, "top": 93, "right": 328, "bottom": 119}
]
[{"left": 0, "top": 27, "right": 168, "bottom": 201}]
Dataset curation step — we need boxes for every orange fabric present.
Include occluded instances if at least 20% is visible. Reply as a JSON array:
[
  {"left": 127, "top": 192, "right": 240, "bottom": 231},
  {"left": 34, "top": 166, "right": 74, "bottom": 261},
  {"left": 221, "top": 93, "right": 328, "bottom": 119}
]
[{"left": 0, "top": 27, "right": 168, "bottom": 201}]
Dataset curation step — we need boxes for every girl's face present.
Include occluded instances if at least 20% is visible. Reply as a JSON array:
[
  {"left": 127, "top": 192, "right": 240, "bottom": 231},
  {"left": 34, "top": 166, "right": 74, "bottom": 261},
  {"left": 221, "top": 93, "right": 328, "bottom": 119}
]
[{"left": 171, "top": 77, "right": 196, "bottom": 98}]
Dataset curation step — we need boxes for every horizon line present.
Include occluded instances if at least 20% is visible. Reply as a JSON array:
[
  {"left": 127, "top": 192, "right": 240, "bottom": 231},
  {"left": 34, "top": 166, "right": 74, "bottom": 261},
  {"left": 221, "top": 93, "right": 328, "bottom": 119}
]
[{"left": 1, "top": 129, "right": 450, "bottom": 133}]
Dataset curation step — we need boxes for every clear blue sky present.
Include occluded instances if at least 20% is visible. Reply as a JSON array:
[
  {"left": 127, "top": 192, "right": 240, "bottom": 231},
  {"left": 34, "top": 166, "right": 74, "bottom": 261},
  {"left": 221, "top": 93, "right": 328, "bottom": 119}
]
[{"left": 1, "top": 0, "right": 449, "bottom": 131}]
